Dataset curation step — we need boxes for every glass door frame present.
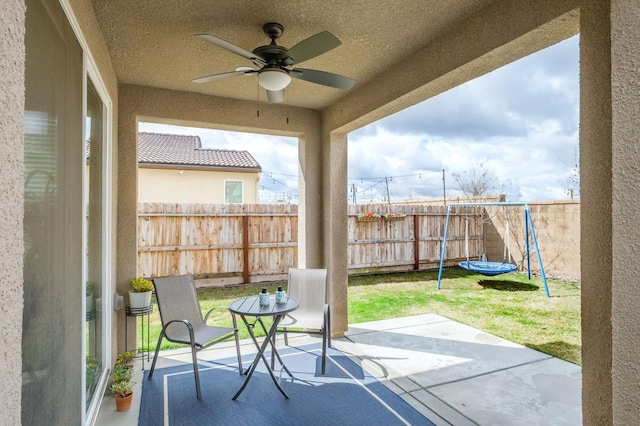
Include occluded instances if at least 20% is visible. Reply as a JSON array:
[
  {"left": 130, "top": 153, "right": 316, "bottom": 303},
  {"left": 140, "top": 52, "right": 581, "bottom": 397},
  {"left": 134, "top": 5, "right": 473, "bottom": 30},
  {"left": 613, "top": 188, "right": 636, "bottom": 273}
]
[{"left": 82, "top": 59, "right": 113, "bottom": 424}]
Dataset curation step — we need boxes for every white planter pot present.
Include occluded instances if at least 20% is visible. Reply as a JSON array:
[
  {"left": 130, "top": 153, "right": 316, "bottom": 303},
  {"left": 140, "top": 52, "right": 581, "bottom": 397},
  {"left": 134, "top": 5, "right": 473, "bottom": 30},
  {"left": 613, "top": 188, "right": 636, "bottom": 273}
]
[{"left": 128, "top": 291, "right": 152, "bottom": 309}]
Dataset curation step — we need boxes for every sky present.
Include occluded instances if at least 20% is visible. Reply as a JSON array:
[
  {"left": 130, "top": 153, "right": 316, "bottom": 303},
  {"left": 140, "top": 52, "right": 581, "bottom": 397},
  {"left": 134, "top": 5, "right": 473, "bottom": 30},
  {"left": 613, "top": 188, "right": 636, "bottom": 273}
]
[{"left": 139, "top": 34, "right": 579, "bottom": 204}]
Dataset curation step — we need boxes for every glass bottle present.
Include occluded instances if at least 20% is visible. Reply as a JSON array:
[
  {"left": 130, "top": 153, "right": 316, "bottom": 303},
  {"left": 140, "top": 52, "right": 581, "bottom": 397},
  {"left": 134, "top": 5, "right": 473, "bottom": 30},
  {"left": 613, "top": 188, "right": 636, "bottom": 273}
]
[{"left": 259, "top": 287, "right": 270, "bottom": 306}]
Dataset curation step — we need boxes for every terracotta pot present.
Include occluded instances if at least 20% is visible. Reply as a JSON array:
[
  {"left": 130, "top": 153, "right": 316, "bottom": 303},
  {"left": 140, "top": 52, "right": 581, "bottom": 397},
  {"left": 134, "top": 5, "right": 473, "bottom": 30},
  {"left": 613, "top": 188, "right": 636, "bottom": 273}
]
[{"left": 115, "top": 393, "right": 133, "bottom": 412}]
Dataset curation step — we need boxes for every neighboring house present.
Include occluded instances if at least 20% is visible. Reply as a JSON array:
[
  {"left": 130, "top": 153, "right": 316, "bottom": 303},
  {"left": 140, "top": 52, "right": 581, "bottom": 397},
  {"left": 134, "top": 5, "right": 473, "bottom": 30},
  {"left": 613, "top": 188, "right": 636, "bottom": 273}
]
[{"left": 137, "top": 132, "right": 261, "bottom": 204}]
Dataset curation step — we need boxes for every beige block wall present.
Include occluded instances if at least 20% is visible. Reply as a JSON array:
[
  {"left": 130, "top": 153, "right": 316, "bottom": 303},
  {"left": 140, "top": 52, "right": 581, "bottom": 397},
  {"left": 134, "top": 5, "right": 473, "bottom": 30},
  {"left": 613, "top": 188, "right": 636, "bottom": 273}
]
[
  {"left": 138, "top": 167, "right": 259, "bottom": 204},
  {"left": 485, "top": 201, "right": 580, "bottom": 280},
  {"left": 0, "top": 0, "right": 26, "bottom": 423}
]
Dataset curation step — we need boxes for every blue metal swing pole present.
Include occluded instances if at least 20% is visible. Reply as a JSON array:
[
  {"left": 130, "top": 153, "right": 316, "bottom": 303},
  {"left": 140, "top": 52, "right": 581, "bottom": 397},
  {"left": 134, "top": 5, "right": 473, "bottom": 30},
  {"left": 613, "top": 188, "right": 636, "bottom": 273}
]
[
  {"left": 526, "top": 205, "right": 550, "bottom": 297},
  {"left": 525, "top": 205, "right": 532, "bottom": 280},
  {"left": 436, "top": 205, "right": 452, "bottom": 290}
]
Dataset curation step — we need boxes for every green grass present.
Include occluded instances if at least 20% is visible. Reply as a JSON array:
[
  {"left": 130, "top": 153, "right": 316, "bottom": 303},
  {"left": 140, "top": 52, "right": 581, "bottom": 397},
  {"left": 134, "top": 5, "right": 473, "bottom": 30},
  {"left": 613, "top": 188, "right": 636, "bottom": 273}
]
[{"left": 138, "top": 268, "right": 581, "bottom": 365}]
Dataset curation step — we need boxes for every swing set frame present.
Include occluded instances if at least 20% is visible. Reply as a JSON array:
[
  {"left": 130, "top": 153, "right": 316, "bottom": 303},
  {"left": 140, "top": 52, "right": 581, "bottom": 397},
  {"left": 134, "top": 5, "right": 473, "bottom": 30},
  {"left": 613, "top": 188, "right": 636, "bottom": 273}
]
[{"left": 436, "top": 202, "right": 550, "bottom": 297}]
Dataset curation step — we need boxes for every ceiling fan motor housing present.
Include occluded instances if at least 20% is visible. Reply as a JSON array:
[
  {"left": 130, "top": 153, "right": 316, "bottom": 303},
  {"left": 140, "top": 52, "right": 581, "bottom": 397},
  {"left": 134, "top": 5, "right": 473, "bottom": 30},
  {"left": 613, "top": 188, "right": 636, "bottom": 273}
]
[{"left": 263, "top": 22, "right": 284, "bottom": 40}]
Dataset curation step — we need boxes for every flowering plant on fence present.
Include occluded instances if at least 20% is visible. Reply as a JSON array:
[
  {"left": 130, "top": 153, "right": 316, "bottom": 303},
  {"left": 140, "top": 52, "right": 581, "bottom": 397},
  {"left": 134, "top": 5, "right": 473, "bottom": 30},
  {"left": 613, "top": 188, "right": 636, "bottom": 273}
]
[
  {"left": 383, "top": 212, "right": 407, "bottom": 221},
  {"left": 358, "top": 212, "right": 381, "bottom": 218},
  {"left": 357, "top": 212, "right": 382, "bottom": 222}
]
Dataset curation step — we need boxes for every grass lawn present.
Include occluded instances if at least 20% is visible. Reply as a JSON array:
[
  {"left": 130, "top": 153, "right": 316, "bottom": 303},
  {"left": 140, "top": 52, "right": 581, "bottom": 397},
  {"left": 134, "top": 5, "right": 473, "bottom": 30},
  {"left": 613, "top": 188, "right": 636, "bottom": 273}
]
[{"left": 138, "top": 268, "right": 581, "bottom": 365}]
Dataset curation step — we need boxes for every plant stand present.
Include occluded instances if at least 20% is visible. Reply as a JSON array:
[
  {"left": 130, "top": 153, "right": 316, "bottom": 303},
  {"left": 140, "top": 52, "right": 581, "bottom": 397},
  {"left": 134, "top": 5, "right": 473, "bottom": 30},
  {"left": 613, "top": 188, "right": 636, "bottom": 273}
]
[{"left": 125, "top": 305, "right": 152, "bottom": 370}]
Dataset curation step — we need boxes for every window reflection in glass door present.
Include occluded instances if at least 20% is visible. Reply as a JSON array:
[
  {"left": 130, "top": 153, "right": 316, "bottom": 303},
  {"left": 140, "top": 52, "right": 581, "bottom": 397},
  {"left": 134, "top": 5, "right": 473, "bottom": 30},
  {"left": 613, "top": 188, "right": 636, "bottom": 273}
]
[{"left": 85, "top": 78, "right": 105, "bottom": 407}]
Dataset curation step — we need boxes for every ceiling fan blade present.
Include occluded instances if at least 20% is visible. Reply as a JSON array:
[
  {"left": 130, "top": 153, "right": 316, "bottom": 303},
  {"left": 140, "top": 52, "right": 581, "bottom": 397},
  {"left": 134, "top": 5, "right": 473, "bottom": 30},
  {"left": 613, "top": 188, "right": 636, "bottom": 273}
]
[
  {"left": 195, "top": 34, "right": 266, "bottom": 67},
  {"left": 266, "top": 89, "right": 285, "bottom": 104},
  {"left": 192, "top": 69, "right": 255, "bottom": 84},
  {"left": 287, "top": 31, "right": 341, "bottom": 65},
  {"left": 290, "top": 68, "right": 355, "bottom": 90}
]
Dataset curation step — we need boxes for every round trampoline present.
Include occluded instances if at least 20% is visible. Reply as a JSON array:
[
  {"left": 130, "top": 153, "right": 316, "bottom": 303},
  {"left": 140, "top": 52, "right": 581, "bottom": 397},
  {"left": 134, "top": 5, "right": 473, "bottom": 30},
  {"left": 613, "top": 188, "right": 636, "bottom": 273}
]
[{"left": 458, "top": 261, "right": 518, "bottom": 276}]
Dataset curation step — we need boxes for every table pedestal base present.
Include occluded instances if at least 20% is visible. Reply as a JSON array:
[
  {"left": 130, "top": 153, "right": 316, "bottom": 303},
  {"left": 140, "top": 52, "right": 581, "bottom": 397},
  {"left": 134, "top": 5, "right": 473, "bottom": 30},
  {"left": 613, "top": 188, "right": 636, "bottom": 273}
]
[{"left": 233, "top": 313, "right": 292, "bottom": 400}]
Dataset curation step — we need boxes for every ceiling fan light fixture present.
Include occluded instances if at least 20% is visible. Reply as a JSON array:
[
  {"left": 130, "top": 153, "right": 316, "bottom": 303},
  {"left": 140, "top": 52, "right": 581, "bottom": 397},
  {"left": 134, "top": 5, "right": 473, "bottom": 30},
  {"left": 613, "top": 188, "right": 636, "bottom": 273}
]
[{"left": 258, "top": 69, "right": 291, "bottom": 91}]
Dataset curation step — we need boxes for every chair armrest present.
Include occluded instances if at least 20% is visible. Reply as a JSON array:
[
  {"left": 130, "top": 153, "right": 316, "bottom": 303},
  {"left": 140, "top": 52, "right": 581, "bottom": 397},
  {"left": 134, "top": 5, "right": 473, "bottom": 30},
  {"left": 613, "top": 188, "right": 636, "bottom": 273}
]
[
  {"left": 162, "top": 319, "right": 196, "bottom": 342},
  {"left": 204, "top": 306, "right": 232, "bottom": 323}
]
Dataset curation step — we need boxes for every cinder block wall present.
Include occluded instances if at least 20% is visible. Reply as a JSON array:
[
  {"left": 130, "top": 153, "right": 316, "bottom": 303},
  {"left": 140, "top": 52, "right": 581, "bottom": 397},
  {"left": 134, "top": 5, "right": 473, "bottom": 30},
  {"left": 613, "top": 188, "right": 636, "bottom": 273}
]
[{"left": 485, "top": 200, "right": 580, "bottom": 280}]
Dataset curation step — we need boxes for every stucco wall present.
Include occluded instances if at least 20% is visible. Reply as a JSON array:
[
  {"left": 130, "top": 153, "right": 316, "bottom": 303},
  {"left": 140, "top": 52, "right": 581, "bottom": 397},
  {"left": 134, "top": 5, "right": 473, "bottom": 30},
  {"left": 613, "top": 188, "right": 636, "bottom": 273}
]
[
  {"left": 138, "top": 167, "right": 259, "bottom": 204},
  {"left": 611, "top": 0, "right": 640, "bottom": 422},
  {"left": 0, "top": 1, "right": 26, "bottom": 423}
]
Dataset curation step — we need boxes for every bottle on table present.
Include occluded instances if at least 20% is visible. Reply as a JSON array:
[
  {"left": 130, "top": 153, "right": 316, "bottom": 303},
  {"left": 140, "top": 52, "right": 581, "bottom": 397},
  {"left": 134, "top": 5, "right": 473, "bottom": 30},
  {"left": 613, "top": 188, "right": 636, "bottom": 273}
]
[{"left": 259, "top": 287, "right": 270, "bottom": 306}]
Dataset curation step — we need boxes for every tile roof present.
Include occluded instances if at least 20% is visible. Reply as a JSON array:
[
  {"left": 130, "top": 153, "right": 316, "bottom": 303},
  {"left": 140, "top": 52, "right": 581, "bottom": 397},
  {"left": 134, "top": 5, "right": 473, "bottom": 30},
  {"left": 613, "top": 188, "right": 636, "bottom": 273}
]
[{"left": 138, "top": 132, "right": 261, "bottom": 170}]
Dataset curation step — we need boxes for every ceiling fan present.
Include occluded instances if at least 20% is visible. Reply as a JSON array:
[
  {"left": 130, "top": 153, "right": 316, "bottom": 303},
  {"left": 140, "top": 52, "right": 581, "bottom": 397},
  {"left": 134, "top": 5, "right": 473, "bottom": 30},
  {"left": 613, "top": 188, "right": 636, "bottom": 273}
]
[{"left": 193, "top": 22, "right": 355, "bottom": 103}]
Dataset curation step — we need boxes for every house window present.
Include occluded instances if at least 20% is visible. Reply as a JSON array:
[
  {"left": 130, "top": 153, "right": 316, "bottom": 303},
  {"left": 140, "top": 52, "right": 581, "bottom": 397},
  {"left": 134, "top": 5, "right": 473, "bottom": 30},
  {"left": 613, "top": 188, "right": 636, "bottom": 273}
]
[{"left": 225, "top": 180, "right": 243, "bottom": 203}]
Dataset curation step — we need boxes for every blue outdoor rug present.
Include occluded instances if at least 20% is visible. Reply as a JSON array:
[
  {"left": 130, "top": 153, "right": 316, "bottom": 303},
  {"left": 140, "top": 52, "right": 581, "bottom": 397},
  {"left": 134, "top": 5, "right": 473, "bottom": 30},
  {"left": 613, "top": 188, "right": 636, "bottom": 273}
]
[{"left": 139, "top": 344, "right": 434, "bottom": 425}]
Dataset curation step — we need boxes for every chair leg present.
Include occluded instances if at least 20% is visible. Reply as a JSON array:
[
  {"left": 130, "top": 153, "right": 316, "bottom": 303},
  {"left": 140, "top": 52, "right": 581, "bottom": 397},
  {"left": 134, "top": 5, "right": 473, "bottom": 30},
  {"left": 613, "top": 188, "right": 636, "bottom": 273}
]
[
  {"left": 191, "top": 342, "right": 202, "bottom": 400},
  {"left": 148, "top": 331, "right": 166, "bottom": 379},
  {"left": 231, "top": 313, "right": 243, "bottom": 375},
  {"left": 321, "top": 331, "right": 327, "bottom": 374},
  {"left": 322, "top": 307, "right": 331, "bottom": 374}
]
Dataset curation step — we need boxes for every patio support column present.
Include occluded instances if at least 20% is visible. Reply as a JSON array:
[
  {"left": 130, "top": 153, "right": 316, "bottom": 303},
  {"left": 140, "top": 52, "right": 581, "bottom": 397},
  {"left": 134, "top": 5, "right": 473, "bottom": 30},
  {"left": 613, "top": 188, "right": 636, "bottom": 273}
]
[
  {"left": 117, "top": 91, "right": 139, "bottom": 354},
  {"left": 579, "top": 0, "right": 640, "bottom": 423},
  {"left": 297, "top": 131, "right": 323, "bottom": 268},
  {"left": 610, "top": 0, "right": 640, "bottom": 423},
  {"left": 580, "top": 2, "right": 612, "bottom": 424},
  {"left": 323, "top": 131, "right": 349, "bottom": 336}
]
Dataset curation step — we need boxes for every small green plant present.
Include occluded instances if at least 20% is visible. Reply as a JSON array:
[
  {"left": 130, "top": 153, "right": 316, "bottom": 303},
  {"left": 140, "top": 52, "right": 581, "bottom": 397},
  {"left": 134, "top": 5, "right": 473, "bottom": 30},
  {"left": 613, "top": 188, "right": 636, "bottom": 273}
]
[
  {"left": 110, "top": 380, "right": 133, "bottom": 398},
  {"left": 130, "top": 276, "right": 153, "bottom": 292},
  {"left": 86, "top": 281, "right": 94, "bottom": 296},
  {"left": 112, "top": 363, "right": 133, "bottom": 383},
  {"left": 116, "top": 351, "right": 134, "bottom": 365}
]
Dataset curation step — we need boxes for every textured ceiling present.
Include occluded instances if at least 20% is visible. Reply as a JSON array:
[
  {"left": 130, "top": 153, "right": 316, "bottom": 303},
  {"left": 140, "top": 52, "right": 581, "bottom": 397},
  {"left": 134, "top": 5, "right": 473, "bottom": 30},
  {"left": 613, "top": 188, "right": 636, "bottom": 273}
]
[{"left": 91, "top": 0, "right": 495, "bottom": 110}]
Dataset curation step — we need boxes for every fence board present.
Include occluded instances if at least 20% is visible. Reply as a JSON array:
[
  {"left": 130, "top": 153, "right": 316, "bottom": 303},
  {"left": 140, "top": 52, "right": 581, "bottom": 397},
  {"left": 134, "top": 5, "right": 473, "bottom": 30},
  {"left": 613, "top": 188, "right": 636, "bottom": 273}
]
[{"left": 137, "top": 203, "right": 483, "bottom": 284}]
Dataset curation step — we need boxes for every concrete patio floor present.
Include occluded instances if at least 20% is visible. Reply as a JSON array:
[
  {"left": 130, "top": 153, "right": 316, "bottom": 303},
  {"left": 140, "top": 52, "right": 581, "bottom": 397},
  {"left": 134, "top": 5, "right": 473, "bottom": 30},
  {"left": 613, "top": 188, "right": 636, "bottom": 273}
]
[{"left": 96, "top": 313, "right": 581, "bottom": 425}]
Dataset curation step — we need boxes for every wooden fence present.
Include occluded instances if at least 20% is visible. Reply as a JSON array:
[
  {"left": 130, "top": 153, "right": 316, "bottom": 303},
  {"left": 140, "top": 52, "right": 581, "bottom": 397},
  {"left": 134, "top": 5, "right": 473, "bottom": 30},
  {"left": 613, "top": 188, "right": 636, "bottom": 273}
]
[{"left": 137, "top": 203, "right": 484, "bottom": 285}]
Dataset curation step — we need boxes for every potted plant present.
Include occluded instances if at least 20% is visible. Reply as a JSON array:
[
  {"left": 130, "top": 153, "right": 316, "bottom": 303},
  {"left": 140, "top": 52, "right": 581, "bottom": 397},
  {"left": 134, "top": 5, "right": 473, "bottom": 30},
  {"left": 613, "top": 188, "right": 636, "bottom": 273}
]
[
  {"left": 383, "top": 212, "right": 406, "bottom": 222},
  {"left": 110, "top": 380, "right": 134, "bottom": 412},
  {"left": 116, "top": 351, "right": 134, "bottom": 366},
  {"left": 129, "top": 276, "right": 153, "bottom": 309},
  {"left": 357, "top": 212, "right": 381, "bottom": 222},
  {"left": 112, "top": 362, "right": 133, "bottom": 384}
]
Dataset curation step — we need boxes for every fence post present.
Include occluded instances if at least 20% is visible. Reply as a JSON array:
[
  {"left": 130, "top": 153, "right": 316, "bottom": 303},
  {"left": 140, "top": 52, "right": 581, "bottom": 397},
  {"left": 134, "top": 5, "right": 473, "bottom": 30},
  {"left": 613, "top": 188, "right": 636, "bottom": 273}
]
[
  {"left": 414, "top": 214, "right": 420, "bottom": 270},
  {"left": 242, "top": 215, "right": 250, "bottom": 284}
]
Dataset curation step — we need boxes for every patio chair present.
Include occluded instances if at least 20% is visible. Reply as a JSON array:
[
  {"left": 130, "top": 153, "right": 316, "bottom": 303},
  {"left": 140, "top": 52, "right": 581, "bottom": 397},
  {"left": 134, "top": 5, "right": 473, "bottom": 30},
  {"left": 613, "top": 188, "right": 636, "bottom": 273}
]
[
  {"left": 276, "top": 268, "right": 331, "bottom": 373},
  {"left": 148, "top": 274, "right": 243, "bottom": 399}
]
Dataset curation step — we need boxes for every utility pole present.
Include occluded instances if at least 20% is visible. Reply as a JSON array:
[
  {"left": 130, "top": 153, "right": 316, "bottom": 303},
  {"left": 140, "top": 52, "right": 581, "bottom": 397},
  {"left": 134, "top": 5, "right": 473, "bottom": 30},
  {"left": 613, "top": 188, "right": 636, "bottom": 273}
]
[
  {"left": 385, "top": 177, "right": 391, "bottom": 205},
  {"left": 351, "top": 184, "right": 357, "bottom": 204},
  {"left": 442, "top": 169, "right": 447, "bottom": 206}
]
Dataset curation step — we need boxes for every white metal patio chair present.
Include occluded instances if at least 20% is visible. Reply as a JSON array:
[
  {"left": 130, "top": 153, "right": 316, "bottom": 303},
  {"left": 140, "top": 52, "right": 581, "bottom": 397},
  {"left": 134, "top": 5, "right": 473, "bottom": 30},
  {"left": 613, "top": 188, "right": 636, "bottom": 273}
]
[
  {"left": 275, "top": 268, "right": 331, "bottom": 373},
  {"left": 148, "top": 274, "right": 243, "bottom": 399}
]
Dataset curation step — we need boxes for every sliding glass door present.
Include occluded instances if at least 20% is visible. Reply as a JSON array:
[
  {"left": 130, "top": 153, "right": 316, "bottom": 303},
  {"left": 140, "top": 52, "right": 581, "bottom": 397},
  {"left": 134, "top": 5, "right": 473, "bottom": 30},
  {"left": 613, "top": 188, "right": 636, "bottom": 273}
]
[{"left": 24, "top": 0, "right": 113, "bottom": 423}]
